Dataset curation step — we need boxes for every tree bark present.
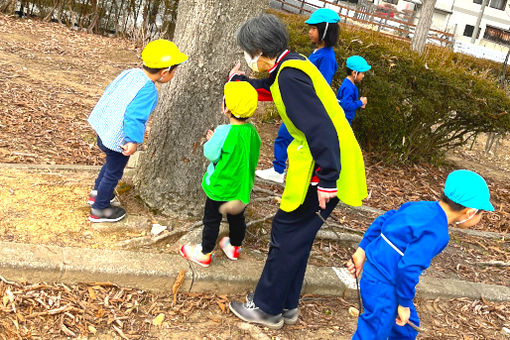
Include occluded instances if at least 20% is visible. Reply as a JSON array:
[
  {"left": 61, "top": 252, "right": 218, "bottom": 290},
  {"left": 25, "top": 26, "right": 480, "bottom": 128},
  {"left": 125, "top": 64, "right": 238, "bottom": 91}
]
[
  {"left": 135, "top": 0, "right": 267, "bottom": 217},
  {"left": 410, "top": 0, "right": 437, "bottom": 53}
]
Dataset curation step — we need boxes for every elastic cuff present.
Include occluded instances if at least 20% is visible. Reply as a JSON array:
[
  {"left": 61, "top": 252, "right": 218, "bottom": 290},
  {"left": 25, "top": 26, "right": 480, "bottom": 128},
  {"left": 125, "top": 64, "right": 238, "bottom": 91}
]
[
  {"left": 228, "top": 73, "right": 240, "bottom": 82},
  {"left": 397, "top": 297, "right": 413, "bottom": 308},
  {"left": 358, "top": 239, "right": 370, "bottom": 250},
  {"left": 317, "top": 186, "right": 337, "bottom": 193}
]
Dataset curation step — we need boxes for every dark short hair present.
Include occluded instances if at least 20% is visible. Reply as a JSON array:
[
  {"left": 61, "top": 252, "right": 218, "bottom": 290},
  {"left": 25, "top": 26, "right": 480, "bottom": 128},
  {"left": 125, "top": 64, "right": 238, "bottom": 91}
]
[
  {"left": 346, "top": 67, "right": 354, "bottom": 76},
  {"left": 143, "top": 64, "right": 179, "bottom": 74},
  {"left": 311, "top": 22, "right": 339, "bottom": 47},
  {"left": 440, "top": 192, "right": 466, "bottom": 212},
  {"left": 237, "top": 14, "right": 289, "bottom": 58}
]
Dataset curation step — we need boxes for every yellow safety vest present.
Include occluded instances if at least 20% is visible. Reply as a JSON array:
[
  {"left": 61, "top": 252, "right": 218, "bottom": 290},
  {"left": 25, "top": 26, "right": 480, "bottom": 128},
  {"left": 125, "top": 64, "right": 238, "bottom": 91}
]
[{"left": 270, "top": 58, "right": 367, "bottom": 212}]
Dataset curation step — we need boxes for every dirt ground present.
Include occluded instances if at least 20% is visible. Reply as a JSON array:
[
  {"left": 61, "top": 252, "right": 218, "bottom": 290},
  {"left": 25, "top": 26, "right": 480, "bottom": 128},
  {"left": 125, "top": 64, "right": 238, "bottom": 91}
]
[{"left": 1, "top": 12, "right": 509, "bottom": 339}]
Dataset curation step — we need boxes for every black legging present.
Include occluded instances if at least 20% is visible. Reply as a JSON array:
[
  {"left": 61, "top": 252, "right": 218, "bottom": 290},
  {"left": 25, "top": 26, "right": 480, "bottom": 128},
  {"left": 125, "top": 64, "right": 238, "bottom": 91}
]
[{"left": 201, "top": 197, "right": 246, "bottom": 253}]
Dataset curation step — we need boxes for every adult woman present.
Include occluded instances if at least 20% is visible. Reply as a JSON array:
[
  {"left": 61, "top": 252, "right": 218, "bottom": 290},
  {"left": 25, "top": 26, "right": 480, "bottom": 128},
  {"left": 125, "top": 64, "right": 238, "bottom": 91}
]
[
  {"left": 228, "top": 14, "right": 367, "bottom": 329},
  {"left": 255, "top": 8, "right": 341, "bottom": 184}
]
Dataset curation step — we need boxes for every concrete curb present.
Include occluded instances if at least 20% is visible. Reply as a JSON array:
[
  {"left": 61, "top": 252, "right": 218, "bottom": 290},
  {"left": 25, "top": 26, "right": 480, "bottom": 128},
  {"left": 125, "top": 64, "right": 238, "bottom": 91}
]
[{"left": 0, "top": 242, "right": 509, "bottom": 302}]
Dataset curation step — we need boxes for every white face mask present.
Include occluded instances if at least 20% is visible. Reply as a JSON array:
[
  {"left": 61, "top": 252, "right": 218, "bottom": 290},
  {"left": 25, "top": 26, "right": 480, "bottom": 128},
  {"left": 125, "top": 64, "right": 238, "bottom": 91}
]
[
  {"left": 455, "top": 209, "right": 479, "bottom": 225},
  {"left": 244, "top": 51, "right": 262, "bottom": 72}
]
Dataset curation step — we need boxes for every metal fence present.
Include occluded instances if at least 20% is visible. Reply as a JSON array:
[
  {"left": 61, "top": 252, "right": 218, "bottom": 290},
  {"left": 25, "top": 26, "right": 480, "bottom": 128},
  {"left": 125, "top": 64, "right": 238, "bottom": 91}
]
[{"left": 270, "top": 0, "right": 454, "bottom": 47}]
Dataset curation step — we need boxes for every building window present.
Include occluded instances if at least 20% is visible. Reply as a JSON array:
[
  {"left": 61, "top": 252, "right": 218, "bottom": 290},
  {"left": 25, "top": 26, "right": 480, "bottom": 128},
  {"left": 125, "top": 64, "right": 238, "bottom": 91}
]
[
  {"left": 484, "top": 25, "right": 510, "bottom": 45},
  {"left": 473, "top": 0, "right": 508, "bottom": 10},
  {"left": 463, "top": 24, "right": 481, "bottom": 38}
]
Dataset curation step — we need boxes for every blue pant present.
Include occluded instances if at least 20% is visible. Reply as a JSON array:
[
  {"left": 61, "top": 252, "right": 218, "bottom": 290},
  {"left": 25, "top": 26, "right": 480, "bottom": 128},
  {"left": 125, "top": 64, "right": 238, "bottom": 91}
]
[
  {"left": 272, "top": 123, "right": 293, "bottom": 174},
  {"left": 352, "top": 261, "right": 419, "bottom": 340},
  {"left": 92, "top": 137, "right": 130, "bottom": 210},
  {"left": 253, "top": 185, "right": 339, "bottom": 315}
]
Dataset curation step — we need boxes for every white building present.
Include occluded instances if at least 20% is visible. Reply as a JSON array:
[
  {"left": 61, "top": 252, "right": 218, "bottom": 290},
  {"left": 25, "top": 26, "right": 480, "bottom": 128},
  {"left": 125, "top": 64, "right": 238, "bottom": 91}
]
[{"left": 432, "top": 0, "right": 510, "bottom": 53}]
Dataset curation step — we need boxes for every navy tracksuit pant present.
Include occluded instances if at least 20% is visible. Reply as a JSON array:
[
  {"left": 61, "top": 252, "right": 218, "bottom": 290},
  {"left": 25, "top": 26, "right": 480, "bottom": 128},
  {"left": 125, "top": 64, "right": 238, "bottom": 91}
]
[
  {"left": 92, "top": 137, "right": 130, "bottom": 210},
  {"left": 253, "top": 185, "right": 339, "bottom": 315},
  {"left": 352, "top": 261, "right": 419, "bottom": 340}
]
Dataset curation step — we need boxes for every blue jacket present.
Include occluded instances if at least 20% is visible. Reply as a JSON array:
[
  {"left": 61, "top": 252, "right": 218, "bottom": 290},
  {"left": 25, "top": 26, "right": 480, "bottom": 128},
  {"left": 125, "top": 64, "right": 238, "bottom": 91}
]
[
  {"left": 88, "top": 69, "right": 158, "bottom": 152},
  {"left": 336, "top": 77, "right": 362, "bottom": 124},
  {"left": 308, "top": 47, "right": 338, "bottom": 85},
  {"left": 359, "top": 201, "right": 449, "bottom": 308}
]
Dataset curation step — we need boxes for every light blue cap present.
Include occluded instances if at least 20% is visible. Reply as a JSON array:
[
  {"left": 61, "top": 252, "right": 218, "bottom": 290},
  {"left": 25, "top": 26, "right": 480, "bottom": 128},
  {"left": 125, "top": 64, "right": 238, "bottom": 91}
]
[
  {"left": 305, "top": 8, "right": 340, "bottom": 24},
  {"left": 346, "top": 55, "right": 371, "bottom": 72},
  {"left": 444, "top": 170, "right": 494, "bottom": 211}
]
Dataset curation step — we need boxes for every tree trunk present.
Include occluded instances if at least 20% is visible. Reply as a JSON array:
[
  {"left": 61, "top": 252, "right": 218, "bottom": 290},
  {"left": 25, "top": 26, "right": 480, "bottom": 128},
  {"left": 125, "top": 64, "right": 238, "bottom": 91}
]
[
  {"left": 135, "top": 0, "right": 267, "bottom": 217},
  {"left": 410, "top": 0, "right": 437, "bottom": 53}
]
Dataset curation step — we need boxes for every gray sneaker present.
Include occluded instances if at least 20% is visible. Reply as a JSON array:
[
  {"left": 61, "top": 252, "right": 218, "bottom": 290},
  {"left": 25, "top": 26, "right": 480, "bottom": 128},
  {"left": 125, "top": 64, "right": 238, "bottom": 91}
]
[
  {"left": 245, "top": 293, "right": 298, "bottom": 325},
  {"left": 229, "top": 300, "right": 284, "bottom": 329},
  {"left": 89, "top": 206, "right": 126, "bottom": 223}
]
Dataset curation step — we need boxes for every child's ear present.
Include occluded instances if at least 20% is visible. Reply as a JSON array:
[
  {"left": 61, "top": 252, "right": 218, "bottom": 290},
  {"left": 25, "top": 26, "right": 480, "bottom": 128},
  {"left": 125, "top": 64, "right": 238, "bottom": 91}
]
[
  {"left": 160, "top": 69, "right": 169, "bottom": 78},
  {"left": 459, "top": 207, "right": 477, "bottom": 220}
]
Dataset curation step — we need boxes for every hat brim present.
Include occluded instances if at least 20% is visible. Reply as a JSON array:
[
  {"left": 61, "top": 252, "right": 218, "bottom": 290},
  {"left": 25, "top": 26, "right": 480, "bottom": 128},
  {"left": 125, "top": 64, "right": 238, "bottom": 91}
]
[
  {"left": 481, "top": 201, "right": 495, "bottom": 212},
  {"left": 358, "top": 65, "right": 371, "bottom": 72},
  {"left": 171, "top": 52, "right": 188, "bottom": 66}
]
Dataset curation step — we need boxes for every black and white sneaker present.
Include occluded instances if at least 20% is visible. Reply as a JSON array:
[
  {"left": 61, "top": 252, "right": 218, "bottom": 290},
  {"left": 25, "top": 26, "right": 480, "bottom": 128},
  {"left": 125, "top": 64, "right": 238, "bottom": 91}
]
[
  {"left": 246, "top": 292, "right": 298, "bottom": 325},
  {"left": 89, "top": 206, "right": 126, "bottom": 223},
  {"left": 229, "top": 300, "right": 284, "bottom": 329}
]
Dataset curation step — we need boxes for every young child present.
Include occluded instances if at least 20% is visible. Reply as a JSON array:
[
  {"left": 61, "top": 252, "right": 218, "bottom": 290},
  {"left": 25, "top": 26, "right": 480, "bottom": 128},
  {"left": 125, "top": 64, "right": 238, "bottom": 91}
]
[
  {"left": 87, "top": 39, "right": 187, "bottom": 222},
  {"left": 179, "top": 81, "right": 261, "bottom": 267},
  {"left": 255, "top": 8, "right": 340, "bottom": 184},
  {"left": 336, "top": 55, "right": 370, "bottom": 125},
  {"left": 347, "top": 169, "right": 493, "bottom": 339}
]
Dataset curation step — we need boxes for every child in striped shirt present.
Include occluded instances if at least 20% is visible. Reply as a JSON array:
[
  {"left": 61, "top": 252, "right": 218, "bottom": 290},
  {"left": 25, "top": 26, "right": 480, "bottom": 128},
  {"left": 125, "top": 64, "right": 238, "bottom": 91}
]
[{"left": 87, "top": 39, "right": 187, "bottom": 223}]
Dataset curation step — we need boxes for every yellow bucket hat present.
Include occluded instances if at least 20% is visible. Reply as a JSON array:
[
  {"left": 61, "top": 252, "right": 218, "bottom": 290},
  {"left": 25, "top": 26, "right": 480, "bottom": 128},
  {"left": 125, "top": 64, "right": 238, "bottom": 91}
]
[
  {"left": 142, "top": 39, "right": 188, "bottom": 69},
  {"left": 224, "top": 81, "right": 258, "bottom": 118}
]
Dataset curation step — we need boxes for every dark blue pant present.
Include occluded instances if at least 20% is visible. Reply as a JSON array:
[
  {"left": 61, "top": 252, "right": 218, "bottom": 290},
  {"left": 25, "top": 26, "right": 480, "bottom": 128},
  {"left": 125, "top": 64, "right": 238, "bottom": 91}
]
[
  {"left": 253, "top": 185, "right": 339, "bottom": 315},
  {"left": 201, "top": 197, "right": 246, "bottom": 254},
  {"left": 352, "top": 261, "right": 419, "bottom": 340},
  {"left": 272, "top": 123, "right": 293, "bottom": 174},
  {"left": 92, "top": 137, "right": 130, "bottom": 210}
]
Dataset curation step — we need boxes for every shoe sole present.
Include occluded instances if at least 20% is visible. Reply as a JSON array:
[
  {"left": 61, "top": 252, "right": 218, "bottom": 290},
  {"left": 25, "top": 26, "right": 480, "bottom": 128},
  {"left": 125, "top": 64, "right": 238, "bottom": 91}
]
[
  {"left": 228, "top": 302, "right": 284, "bottom": 330},
  {"left": 221, "top": 248, "right": 238, "bottom": 261},
  {"left": 88, "top": 213, "right": 126, "bottom": 223},
  {"left": 284, "top": 316, "right": 298, "bottom": 325},
  {"left": 179, "top": 248, "right": 210, "bottom": 268}
]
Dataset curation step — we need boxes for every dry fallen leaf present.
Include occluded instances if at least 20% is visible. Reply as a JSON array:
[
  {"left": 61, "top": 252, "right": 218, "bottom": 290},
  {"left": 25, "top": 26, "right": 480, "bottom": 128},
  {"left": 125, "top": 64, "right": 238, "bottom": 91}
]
[
  {"left": 152, "top": 313, "right": 165, "bottom": 326},
  {"left": 349, "top": 306, "right": 360, "bottom": 317}
]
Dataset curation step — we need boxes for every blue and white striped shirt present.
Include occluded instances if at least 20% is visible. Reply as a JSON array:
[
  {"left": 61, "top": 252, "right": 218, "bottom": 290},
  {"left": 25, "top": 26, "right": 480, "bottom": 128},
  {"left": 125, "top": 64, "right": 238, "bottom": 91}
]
[{"left": 88, "top": 68, "right": 158, "bottom": 152}]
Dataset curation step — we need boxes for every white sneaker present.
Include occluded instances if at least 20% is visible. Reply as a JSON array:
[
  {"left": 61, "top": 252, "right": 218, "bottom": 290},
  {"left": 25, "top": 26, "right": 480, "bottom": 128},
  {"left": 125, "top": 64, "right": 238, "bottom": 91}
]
[{"left": 255, "top": 167, "right": 284, "bottom": 184}]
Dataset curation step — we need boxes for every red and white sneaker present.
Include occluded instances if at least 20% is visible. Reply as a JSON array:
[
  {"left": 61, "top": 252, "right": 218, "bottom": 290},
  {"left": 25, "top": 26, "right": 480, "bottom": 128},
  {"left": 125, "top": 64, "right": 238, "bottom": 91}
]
[
  {"left": 219, "top": 237, "right": 241, "bottom": 261},
  {"left": 87, "top": 190, "right": 121, "bottom": 206},
  {"left": 179, "top": 244, "right": 212, "bottom": 268}
]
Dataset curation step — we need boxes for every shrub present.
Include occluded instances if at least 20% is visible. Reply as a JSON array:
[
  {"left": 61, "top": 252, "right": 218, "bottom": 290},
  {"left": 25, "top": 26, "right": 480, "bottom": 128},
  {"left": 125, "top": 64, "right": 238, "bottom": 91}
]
[{"left": 275, "top": 10, "right": 510, "bottom": 163}]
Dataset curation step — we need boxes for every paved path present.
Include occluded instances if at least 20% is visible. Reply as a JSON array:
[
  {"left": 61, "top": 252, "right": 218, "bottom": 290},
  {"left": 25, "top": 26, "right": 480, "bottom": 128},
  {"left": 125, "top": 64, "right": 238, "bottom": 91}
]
[{"left": 0, "top": 241, "right": 509, "bottom": 302}]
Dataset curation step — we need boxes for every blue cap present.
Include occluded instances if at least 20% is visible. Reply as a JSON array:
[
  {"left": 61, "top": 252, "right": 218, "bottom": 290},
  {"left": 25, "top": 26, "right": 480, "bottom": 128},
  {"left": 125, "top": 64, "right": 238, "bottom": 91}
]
[
  {"left": 444, "top": 170, "right": 494, "bottom": 211},
  {"left": 346, "top": 55, "right": 371, "bottom": 72},
  {"left": 305, "top": 8, "right": 340, "bottom": 24}
]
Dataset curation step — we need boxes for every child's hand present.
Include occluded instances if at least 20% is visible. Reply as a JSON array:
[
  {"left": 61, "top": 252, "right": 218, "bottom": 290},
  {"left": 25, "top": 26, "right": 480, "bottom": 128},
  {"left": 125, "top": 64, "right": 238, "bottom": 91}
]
[
  {"left": 346, "top": 247, "right": 366, "bottom": 278},
  {"left": 121, "top": 142, "right": 137, "bottom": 156},
  {"left": 360, "top": 97, "right": 367, "bottom": 108},
  {"left": 229, "top": 62, "right": 245, "bottom": 78},
  {"left": 395, "top": 305, "right": 411, "bottom": 326},
  {"left": 206, "top": 129, "right": 214, "bottom": 141}
]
